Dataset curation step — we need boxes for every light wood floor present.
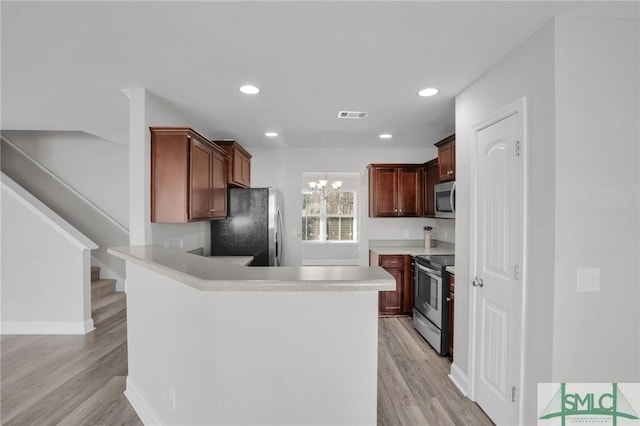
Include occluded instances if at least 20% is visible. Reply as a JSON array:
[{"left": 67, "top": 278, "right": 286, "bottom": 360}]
[
  {"left": 0, "top": 309, "right": 142, "bottom": 426},
  {"left": 378, "top": 317, "right": 494, "bottom": 425},
  {"left": 2, "top": 312, "right": 492, "bottom": 425}
]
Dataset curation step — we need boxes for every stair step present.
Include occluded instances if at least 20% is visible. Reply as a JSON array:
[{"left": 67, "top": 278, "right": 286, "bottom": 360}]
[
  {"left": 91, "top": 266, "right": 101, "bottom": 281},
  {"left": 92, "top": 292, "right": 126, "bottom": 325},
  {"left": 91, "top": 278, "right": 116, "bottom": 301}
]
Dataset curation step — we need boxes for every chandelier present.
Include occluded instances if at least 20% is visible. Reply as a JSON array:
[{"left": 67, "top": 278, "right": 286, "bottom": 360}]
[{"left": 308, "top": 178, "right": 343, "bottom": 199}]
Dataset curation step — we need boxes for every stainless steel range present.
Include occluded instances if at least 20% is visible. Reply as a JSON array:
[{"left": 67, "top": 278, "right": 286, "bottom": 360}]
[{"left": 413, "top": 254, "right": 454, "bottom": 355}]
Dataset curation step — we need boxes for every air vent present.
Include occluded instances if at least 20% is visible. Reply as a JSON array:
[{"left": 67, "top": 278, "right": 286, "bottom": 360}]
[{"left": 337, "top": 111, "right": 369, "bottom": 119}]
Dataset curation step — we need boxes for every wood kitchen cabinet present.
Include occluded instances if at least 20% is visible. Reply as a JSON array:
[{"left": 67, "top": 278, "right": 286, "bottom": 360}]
[
  {"left": 435, "top": 134, "right": 456, "bottom": 182},
  {"left": 447, "top": 272, "right": 455, "bottom": 357},
  {"left": 151, "top": 127, "right": 228, "bottom": 223},
  {"left": 213, "top": 140, "right": 252, "bottom": 188},
  {"left": 368, "top": 164, "right": 423, "bottom": 217},
  {"left": 370, "top": 252, "right": 414, "bottom": 316},
  {"left": 423, "top": 158, "right": 439, "bottom": 217}
]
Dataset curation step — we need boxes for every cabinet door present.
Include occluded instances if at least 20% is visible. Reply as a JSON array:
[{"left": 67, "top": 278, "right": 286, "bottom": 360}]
[
  {"left": 424, "top": 159, "right": 439, "bottom": 216},
  {"left": 448, "top": 290, "right": 455, "bottom": 356},
  {"left": 240, "top": 154, "right": 251, "bottom": 186},
  {"left": 190, "top": 138, "right": 214, "bottom": 220},
  {"left": 398, "top": 167, "right": 422, "bottom": 216},
  {"left": 437, "top": 137, "right": 456, "bottom": 182},
  {"left": 210, "top": 149, "right": 228, "bottom": 218},
  {"left": 402, "top": 256, "right": 415, "bottom": 314},
  {"left": 379, "top": 267, "right": 403, "bottom": 315},
  {"left": 369, "top": 167, "right": 398, "bottom": 216}
]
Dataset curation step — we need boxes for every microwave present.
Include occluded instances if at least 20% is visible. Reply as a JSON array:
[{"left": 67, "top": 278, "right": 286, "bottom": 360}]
[{"left": 434, "top": 181, "right": 456, "bottom": 219}]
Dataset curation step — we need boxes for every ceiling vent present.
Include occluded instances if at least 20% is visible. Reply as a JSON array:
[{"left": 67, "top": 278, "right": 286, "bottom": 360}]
[{"left": 337, "top": 111, "right": 369, "bottom": 119}]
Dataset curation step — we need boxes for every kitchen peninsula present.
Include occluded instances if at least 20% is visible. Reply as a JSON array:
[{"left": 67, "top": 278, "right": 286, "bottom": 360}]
[{"left": 108, "top": 245, "right": 394, "bottom": 426}]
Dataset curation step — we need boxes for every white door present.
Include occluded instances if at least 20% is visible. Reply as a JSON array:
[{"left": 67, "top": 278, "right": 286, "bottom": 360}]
[{"left": 470, "top": 108, "right": 524, "bottom": 425}]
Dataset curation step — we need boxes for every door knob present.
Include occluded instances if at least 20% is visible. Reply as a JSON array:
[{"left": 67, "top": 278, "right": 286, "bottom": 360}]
[{"left": 472, "top": 276, "right": 484, "bottom": 288}]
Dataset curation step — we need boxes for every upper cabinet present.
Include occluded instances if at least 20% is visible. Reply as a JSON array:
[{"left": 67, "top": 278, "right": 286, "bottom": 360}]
[
  {"left": 423, "top": 158, "right": 439, "bottom": 217},
  {"left": 368, "top": 164, "right": 423, "bottom": 217},
  {"left": 213, "top": 140, "right": 252, "bottom": 188},
  {"left": 435, "top": 134, "right": 456, "bottom": 182},
  {"left": 151, "top": 127, "right": 228, "bottom": 223}
]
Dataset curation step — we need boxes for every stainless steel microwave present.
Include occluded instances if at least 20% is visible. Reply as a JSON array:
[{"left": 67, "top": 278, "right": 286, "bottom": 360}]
[{"left": 434, "top": 181, "right": 456, "bottom": 219}]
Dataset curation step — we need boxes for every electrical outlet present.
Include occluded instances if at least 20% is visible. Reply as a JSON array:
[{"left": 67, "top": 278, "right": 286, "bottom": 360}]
[{"left": 168, "top": 386, "right": 176, "bottom": 410}]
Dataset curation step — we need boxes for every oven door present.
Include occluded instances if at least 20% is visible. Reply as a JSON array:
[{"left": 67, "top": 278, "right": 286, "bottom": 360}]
[{"left": 414, "top": 262, "right": 443, "bottom": 328}]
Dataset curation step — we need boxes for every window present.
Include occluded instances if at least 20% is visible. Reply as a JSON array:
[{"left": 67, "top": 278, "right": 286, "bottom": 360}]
[{"left": 301, "top": 176, "right": 357, "bottom": 242}]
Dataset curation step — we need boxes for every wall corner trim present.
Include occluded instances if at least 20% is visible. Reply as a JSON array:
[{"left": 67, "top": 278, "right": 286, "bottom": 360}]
[
  {"left": 448, "top": 362, "right": 469, "bottom": 397},
  {"left": 124, "top": 377, "right": 163, "bottom": 426}
]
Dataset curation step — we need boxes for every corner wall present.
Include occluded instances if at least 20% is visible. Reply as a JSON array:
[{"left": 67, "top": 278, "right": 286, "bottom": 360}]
[
  {"left": 1, "top": 175, "right": 96, "bottom": 334},
  {"left": 455, "top": 17, "right": 640, "bottom": 425},
  {"left": 127, "top": 89, "right": 211, "bottom": 253},
  {"left": 552, "top": 17, "right": 640, "bottom": 382},
  {"left": 455, "top": 21, "right": 556, "bottom": 424}
]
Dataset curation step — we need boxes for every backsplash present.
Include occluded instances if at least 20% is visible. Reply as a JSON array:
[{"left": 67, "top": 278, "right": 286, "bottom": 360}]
[{"left": 367, "top": 217, "right": 455, "bottom": 244}]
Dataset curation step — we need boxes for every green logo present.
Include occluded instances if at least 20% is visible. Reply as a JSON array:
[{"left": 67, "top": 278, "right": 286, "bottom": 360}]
[{"left": 539, "top": 383, "right": 639, "bottom": 425}]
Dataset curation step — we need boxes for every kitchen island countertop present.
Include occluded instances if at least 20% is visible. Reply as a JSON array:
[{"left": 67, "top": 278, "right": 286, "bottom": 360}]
[{"left": 108, "top": 245, "right": 395, "bottom": 292}]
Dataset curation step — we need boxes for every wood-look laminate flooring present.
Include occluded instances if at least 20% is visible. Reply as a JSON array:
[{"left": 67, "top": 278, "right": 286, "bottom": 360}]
[
  {"left": 2, "top": 312, "right": 492, "bottom": 425},
  {"left": 1, "top": 309, "right": 142, "bottom": 426},
  {"left": 378, "top": 317, "right": 494, "bottom": 426}
]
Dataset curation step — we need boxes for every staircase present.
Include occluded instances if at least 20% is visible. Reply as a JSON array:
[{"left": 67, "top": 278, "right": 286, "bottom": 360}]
[{"left": 91, "top": 266, "right": 126, "bottom": 326}]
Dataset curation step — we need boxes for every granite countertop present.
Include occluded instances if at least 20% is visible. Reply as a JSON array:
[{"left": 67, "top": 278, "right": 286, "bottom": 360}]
[{"left": 108, "top": 245, "right": 395, "bottom": 292}]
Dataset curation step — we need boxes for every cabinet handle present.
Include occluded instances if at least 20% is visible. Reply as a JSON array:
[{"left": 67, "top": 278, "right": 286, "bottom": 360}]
[{"left": 446, "top": 297, "right": 451, "bottom": 302}]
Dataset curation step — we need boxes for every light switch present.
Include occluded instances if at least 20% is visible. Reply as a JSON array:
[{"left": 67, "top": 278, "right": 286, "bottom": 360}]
[{"left": 577, "top": 268, "right": 600, "bottom": 292}]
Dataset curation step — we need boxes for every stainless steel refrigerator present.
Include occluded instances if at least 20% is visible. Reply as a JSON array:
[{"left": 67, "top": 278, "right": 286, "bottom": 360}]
[{"left": 210, "top": 188, "right": 283, "bottom": 266}]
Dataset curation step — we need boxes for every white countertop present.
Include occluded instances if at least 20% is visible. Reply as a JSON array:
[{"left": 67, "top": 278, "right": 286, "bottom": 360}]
[
  {"left": 369, "top": 245, "right": 455, "bottom": 256},
  {"left": 108, "top": 245, "right": 395, "bottom": 292},
  {"left": 208, "top": 256, "right": 254, "bottom": 266},
  {"left": 445, "top": 266, "right": 456, "bottom": 275}
]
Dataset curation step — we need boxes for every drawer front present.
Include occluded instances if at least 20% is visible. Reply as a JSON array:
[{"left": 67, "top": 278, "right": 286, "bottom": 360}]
[{"left": 380, "top": 255, "right": 404, "bottom": 269}]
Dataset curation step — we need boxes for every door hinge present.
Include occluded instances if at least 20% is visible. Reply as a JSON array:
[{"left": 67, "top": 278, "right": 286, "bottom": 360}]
[
  {"left": 515, "top": 140, "right": 520, "bottom": 157},
  {"left": 514, "top": 264, "right": 520, "bottom": 280},
  {"left": 512, "top": 385, "right": 517, "bottom": 402}
]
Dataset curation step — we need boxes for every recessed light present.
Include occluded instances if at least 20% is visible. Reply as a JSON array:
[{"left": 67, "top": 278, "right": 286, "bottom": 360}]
[
  {"left": 418, "top": 87, "right": 439, "bottom": 97},
  {"left": 379, "top": 134, "right": 393, "bottom": 139},
  {"left": 265, "top": 132, "right": 278, "bottom": 137},
  {"left": 239, "top": 85, "right": 260, "bottom": 95}
]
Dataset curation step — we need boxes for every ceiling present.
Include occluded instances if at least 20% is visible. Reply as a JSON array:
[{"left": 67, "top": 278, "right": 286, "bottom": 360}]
[{"left": 2, "top": 1, "right": 637, "bottom": 149}]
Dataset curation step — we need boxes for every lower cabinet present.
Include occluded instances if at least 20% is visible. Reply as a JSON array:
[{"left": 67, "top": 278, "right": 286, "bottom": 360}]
[
  {"left": 447, "top": 272, "right": 455, "bottom": 356},
  {"left": 370, "top": 252, "right": 414, "bottom": 316}
]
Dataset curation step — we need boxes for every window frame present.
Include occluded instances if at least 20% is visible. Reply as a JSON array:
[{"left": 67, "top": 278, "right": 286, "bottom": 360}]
[{"left": 301, "top": 190, "right": 358, "bottom": 243}]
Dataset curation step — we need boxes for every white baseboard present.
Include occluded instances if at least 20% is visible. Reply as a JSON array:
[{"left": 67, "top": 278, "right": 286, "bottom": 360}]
[
  {"left": 448, "top": 362, "right": 468, "bottom": 397},
  {"left": 1, "top": 319, "right": 94, "bottom": 335},
  {"left": 125, "top": 377, "right": 162, "bottom": 426}
]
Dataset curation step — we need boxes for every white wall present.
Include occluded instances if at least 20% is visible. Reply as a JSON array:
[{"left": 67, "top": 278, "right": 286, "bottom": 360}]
[
  {"left": 127, "top": 89, "right": 211, "bottom": 253},
  {"left": 1, "top": 137, "right": 128, "bottom": 289},
  {"left": 125, "top": 262, "right": 379, "bottom": 425},
  {"left": 455, "top": 17, "right": 639, "bottom": 425},
  {"left": 456, "top": 22, "right": 557, "bottom": 423},
  {"left": 249, "top": 146, "right": 455, "bottom": 266},
  {"left": 552, "top": 17, "right": 639, "bottom": 381},
  {"left": 1, "top": 175, "right": 95, "bottom": 334},
  {"left": 1, "top": 130, "right": 129, "bottom": 228}
]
